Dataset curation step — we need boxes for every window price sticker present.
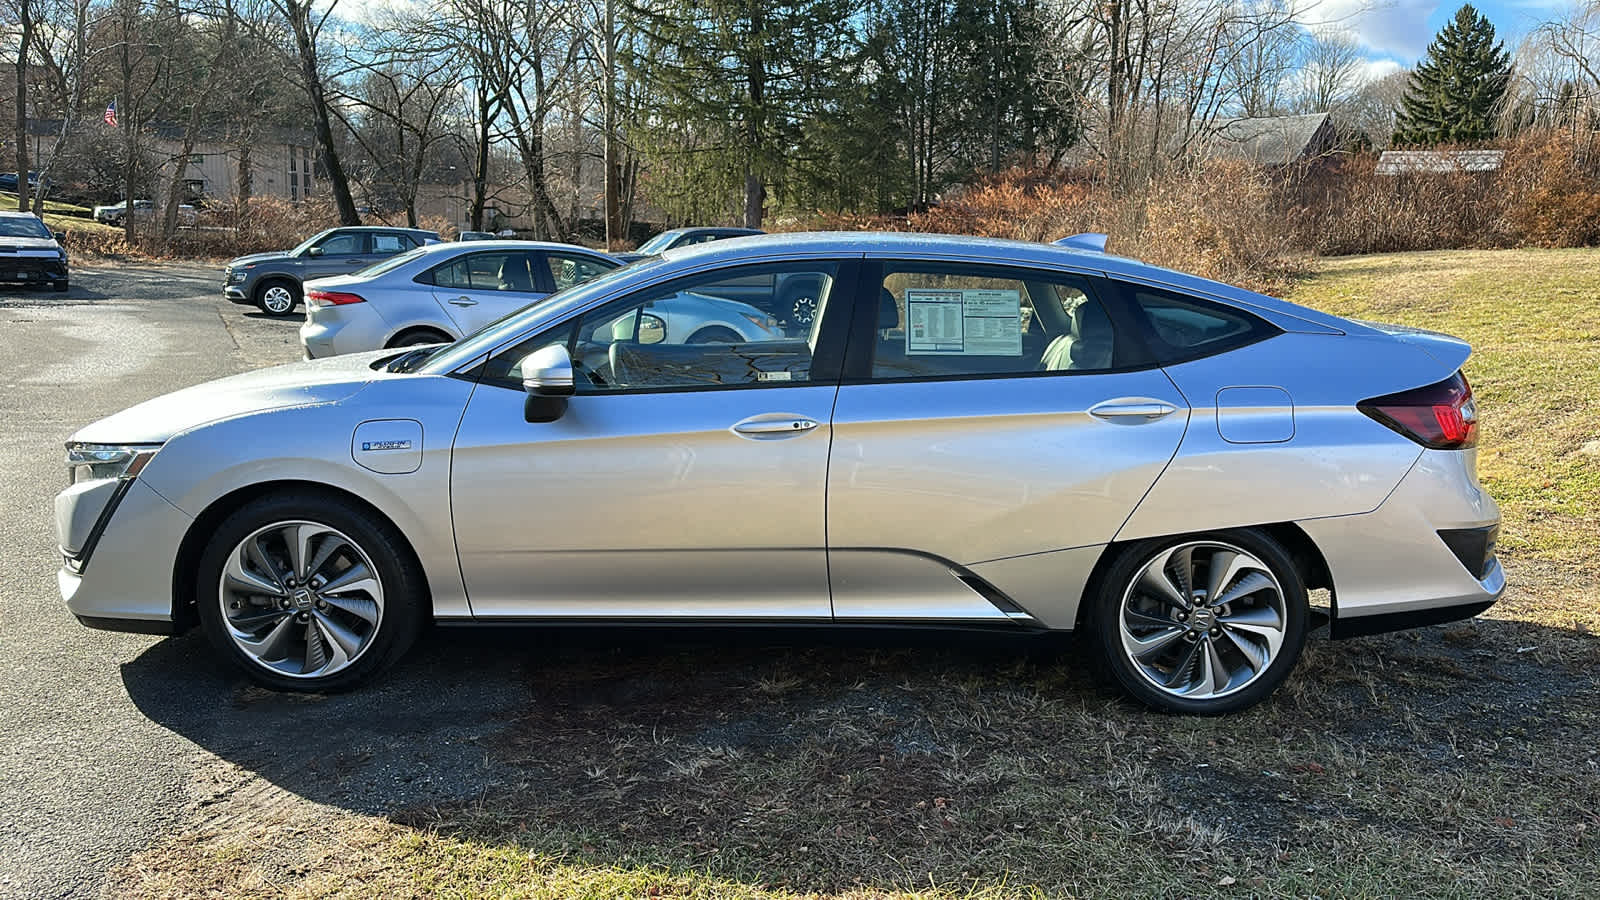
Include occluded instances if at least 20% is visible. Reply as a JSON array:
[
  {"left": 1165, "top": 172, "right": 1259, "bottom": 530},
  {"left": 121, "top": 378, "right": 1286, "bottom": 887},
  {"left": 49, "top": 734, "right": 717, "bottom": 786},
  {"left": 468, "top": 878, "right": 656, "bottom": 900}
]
[{"left": 905, "top": 288, "right": 1022, "bottom": 356}]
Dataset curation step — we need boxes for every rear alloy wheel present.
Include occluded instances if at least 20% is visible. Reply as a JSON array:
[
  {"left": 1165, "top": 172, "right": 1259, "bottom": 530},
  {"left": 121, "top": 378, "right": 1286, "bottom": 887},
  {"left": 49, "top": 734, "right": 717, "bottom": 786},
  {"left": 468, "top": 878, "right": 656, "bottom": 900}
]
[
  {"left": 1091, "top": 530, "right": 1307, "bottom": 714},
  {"left": 254, "top": 280, "right": 299, "bottom": 316},
  {"left": 197, "top": 492, "right": 424, "bottom": 691}
]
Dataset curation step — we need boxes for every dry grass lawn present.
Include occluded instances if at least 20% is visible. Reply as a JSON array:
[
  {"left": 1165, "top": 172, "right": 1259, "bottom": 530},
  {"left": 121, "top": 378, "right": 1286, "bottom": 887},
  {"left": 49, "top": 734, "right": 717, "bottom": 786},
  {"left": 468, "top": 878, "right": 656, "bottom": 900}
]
[{"left": 109, "top": 248, "right": 1600, "bottom": 899}]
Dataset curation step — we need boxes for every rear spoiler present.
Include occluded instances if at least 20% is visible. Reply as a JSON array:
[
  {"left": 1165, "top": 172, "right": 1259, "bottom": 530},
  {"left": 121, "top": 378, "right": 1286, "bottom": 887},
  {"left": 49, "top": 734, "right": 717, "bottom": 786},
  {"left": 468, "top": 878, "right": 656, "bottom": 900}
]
[{"left": 1052, "top": 233, "right": 1108, "bottom": 253}]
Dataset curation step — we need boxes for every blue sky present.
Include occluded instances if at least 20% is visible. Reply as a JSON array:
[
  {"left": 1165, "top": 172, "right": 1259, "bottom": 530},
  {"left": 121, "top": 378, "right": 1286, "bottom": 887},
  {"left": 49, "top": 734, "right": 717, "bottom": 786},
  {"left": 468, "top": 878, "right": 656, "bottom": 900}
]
[{"left": 1320, "top": 0, "right": 1568, "bottom": 78}]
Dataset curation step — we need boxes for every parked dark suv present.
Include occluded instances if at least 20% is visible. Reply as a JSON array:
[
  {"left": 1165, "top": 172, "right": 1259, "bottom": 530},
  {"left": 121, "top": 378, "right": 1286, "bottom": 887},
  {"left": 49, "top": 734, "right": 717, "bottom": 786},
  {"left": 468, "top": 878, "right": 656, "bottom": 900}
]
[{"left": 223, "top": 226, "right": 439, "bottom": 315}]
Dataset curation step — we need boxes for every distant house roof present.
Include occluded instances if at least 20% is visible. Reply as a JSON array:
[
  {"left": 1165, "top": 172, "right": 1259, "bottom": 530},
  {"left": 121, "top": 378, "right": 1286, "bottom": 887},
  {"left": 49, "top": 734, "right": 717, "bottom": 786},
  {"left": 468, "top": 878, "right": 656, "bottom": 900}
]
[
  {"left": 1375, "top": 150, "right": 1505, "bottom": 175},
  {"left": 1205, "top": 112, "right": 1337, "bottom": 165}
]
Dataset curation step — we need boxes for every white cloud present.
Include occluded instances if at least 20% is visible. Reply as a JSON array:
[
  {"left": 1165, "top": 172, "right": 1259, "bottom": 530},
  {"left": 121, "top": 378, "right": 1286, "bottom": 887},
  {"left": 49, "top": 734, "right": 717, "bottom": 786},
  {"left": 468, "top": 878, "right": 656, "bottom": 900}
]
[
  {"left": 1355, "top": 57, "right": 1405, "bottom": 83},
  {"left": 1302, "top": 0, "right": 1442, "bottom": 61}
]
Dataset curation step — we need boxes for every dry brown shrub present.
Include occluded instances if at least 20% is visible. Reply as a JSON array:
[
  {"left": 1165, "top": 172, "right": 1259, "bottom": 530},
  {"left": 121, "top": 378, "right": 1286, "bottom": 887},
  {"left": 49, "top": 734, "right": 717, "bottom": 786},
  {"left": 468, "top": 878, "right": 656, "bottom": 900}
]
[{"left": 1498, "top": 131, "right": 1600, "bottom": 247}]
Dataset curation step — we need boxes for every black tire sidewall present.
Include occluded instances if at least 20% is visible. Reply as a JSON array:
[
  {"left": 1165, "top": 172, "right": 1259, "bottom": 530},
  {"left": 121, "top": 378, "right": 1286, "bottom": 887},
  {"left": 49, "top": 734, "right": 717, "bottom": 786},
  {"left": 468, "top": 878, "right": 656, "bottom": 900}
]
[
  {"left": 195, "top": 491, "right": 425, "bottom": 692},
  {"left": 1088, "top": 528, "right": 1308, "bottom": 715}
]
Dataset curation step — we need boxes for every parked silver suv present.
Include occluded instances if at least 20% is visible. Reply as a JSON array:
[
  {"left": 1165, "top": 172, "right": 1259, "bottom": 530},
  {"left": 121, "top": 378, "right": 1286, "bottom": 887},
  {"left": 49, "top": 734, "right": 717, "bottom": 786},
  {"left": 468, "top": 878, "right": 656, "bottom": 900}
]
[{"left": 223, "top": 226, "right": 439, "bottom": 315}]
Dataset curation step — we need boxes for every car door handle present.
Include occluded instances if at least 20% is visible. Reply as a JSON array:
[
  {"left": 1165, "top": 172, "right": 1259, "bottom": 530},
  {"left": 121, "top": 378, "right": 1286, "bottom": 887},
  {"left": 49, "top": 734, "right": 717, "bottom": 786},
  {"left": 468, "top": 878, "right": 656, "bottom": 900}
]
[
  {"left": 1089, "top": 399, "right": 1179, "bottom": 421},
  {"left": 448, "top": 297, "right": 477, "bottom": 307},
  {"left": 732, "top": 415, "right": 820, "bottom": 438}
]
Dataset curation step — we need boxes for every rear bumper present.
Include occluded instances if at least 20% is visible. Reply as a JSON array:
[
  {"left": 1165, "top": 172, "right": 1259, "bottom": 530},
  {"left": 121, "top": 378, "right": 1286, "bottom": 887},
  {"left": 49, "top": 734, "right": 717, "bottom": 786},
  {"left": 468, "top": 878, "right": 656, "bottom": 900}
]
[
  {"left": 1299, "top": 448, "right": 1503, "bottom": 636},
  {"left": 300, "top": 304, "right": 389, "bottom": 359}
]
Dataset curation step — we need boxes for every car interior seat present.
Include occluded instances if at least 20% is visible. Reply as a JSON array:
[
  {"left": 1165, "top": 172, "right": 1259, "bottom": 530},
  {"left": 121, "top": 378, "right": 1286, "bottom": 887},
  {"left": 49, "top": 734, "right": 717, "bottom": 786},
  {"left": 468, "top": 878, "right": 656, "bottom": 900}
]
[
  {"left": 1040, "top": 300, "right": 1114, "bottom": 371},
  {"left": 498, "top": 256, "right": 534, "bottom": 292}
]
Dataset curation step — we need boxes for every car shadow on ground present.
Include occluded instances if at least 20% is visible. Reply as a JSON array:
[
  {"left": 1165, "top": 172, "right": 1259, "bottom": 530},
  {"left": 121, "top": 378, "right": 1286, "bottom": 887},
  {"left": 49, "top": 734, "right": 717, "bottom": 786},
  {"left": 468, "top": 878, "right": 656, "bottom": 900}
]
[
  {"left": 0, "top": 283, "right": 107, "bottom": 302},
  {"left": 119, "top": 615, "right": 1600, "bottom": 892}
]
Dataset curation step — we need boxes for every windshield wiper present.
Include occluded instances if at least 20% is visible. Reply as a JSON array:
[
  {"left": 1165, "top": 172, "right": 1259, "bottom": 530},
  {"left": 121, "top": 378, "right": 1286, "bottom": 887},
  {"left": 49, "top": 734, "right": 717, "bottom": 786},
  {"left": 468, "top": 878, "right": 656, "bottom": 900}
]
[{"left": 385, "top": 346, "right": 435, "bottom": 373}]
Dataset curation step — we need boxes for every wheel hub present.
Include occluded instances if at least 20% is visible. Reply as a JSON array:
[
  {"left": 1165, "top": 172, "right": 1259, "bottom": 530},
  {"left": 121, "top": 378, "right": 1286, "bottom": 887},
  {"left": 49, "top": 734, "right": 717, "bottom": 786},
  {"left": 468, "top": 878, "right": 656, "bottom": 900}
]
[
  {"left": 1187, "top": 608, "right": 1215, "bottom": 632},
  {"left": 291, "top": 587, "right": 315, "bottom": 610}
]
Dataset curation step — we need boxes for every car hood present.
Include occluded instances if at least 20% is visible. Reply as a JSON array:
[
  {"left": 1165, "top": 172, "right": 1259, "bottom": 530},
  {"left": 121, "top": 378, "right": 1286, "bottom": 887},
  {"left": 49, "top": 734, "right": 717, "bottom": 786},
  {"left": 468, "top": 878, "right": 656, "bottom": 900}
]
[
  {"left": 0, "top": 236, "right": 61, "bottom": 252},
  {"left": 227, "top": 251, "right": 294, "bottom": 267},
  {"left": 1352, "top": 319, "right": 1472, "bottom": 372},
  {"left": 72, "top": 350, "right": 394, "bottom": 445}
]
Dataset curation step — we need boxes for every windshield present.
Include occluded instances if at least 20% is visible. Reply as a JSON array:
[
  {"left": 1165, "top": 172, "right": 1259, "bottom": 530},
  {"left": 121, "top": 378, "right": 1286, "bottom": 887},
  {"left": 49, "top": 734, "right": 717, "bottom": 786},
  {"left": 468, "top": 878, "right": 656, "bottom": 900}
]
[
  {"left": 636, "top": 231, "right": 681, "bottom": 254},
  {"left": 353, "top": 246, "right": 426, "bottom": 277},
  {"left": 418, "top": 257, "right": 658, "bottom": 373},
  {"left": 0, "top": 216, "right": 51, "bottom": 239},
  {"left": 289, "top": 229, "right": 335, "bottom": 257}
]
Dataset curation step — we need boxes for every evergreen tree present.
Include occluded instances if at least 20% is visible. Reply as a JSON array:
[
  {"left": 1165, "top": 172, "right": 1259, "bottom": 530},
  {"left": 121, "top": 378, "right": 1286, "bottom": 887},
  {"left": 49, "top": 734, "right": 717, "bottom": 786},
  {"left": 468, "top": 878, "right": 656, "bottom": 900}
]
[{"left": 1393, "top": 4, "right": 1512, "bottom": 145}]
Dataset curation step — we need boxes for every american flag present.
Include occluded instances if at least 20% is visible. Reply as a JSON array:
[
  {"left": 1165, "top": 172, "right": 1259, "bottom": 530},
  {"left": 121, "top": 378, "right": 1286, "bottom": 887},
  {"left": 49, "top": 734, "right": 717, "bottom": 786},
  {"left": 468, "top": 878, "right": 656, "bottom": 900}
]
[{"left": 103, "top": 100, "right": 116, "bottom": 128}]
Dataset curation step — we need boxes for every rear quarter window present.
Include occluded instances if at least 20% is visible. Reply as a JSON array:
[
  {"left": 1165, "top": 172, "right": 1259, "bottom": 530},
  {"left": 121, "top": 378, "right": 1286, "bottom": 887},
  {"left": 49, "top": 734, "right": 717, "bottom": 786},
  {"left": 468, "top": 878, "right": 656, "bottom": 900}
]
[{"left": 1119, "top": 284, "right": 1278, "bottom": 364}]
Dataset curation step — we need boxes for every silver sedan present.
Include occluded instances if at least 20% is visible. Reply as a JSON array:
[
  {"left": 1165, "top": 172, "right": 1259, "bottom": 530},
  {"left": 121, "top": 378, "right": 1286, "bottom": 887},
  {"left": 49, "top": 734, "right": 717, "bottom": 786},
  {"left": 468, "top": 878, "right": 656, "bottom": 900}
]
[
  {"left": 298, "top": 240, "right": 620, "bottom": 358},
  {"left": 55, "top": 232, "right": 1501, "bottom": 714}
]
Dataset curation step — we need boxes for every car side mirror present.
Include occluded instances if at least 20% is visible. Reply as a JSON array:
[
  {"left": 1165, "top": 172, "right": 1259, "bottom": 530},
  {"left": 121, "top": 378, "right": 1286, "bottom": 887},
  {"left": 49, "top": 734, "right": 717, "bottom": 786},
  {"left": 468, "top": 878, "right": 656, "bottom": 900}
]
[
  {"left": 520, "top": 344, "right": 574, "bottom": 422},
  {"left": 307, "top": 246, "right": 324, "bottom": 257}
]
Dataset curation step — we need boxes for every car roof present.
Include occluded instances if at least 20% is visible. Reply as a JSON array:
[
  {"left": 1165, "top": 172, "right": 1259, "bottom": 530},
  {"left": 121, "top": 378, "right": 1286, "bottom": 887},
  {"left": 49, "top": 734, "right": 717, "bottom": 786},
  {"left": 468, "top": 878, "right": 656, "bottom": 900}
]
[
  {"left": 656, "top": 231, "right": 1351, "bottom": 335},
  {"left": 330, "top": 225, "right": 439, "bottom": 234},
  {"left": 409, "top": 239, "right": 617, "bottom": 258},
  {"left": 0, "top": 210, "right": 41, "bottom": 219}
]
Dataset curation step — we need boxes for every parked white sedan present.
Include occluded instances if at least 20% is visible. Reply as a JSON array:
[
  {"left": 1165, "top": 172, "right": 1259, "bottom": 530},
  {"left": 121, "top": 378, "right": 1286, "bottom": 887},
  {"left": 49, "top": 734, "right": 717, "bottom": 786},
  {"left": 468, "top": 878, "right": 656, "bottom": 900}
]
[{"left": 298, "top": 240, "right": 620, "bottom": 358}]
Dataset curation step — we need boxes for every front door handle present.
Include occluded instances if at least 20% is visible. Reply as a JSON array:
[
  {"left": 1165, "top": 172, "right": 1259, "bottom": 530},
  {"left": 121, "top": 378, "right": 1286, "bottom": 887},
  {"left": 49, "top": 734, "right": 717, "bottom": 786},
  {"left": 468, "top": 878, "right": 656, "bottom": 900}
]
[
  {"left": 732, "top": 415, "right": 820, "bottom": 439},
  {"left": 448, "top": 296, "right": 477, "bottom": 307},
  {"left": 1089, "top": 398, "right": 1179, "bottom": 421}
]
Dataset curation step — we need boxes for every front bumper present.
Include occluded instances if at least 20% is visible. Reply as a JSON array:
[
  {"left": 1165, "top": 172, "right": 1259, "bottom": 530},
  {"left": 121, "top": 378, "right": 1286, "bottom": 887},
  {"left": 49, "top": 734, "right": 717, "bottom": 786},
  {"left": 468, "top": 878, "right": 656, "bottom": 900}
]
[
  {"left": 56, "top": 478, "right": 192, "bottom": 627},
  {"left": 1299, "top": 448, "right": 1503, "bottom": 637},
  {"left": 0, "top": 255, "right": 67, "bottom": 283}
]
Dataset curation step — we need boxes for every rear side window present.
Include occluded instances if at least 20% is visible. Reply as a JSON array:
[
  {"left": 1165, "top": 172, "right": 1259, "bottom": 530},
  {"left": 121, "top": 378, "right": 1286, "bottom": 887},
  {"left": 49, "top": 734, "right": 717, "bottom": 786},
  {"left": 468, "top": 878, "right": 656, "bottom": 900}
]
[
  {"left": 1122, "top": 285, "right": 1276, "bottom": 363},
  {"left": 427, "top": 252, "right": 538, "bottom": 292},
  {"left": 867, "top": 263, "right": 1125, "bottom": 380},
  {"left": 372, "top": 233, "right": 411, "bottom": 254}
]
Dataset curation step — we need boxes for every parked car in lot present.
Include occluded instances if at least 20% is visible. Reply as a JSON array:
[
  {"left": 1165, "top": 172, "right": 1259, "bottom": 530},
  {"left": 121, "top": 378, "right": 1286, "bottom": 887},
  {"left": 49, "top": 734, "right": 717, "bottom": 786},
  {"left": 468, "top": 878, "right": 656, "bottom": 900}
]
[
  {"left": 0, "top": 171, "right": 46, "bottom": 193},
  {"left": 92, "top": 199, "right": 198, "bottom": 227},
  {"left": 298, "top": 240, "right": 624, "bottom": 357},
  {"left": 612, "top": 226, "right": 764, "bottom": 263},
  {"left": 223, "top": 226, "right": 440, "bottom": 315},
  {"left": 0, "top": 210, "right": 69, "bottom": 291},
  {"left": 55, "top": 232, "right": 1502, "bottom": 713}
]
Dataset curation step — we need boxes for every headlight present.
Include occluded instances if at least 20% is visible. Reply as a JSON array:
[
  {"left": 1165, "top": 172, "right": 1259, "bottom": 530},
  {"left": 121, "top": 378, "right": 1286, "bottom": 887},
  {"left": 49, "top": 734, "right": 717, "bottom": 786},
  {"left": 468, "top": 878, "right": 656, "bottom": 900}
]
[
  {"left": 66, "top": 442, "right": 159, "bottom": 485},
  {"left": 228, "top": 267, "right": 250, "bottom": 283}
]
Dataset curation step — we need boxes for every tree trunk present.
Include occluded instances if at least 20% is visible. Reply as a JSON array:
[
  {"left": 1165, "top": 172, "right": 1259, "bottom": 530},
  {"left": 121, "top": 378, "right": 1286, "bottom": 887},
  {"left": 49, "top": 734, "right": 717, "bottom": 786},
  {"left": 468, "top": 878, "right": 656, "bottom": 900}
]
[
  {"left": 15, "top": 0, "right": 32, "bottom": 213},
  {"left": 284, "top": 0, "right": 359, "bottom": 224},
  {"left": 469, "top": 83, "right": 489, "bottom": 231},
  {"left": 602, "top": 0, "right": 622, "bottom": 247},
  {"left": 742, "top": 0, "right": 765, "bottom": 228}
]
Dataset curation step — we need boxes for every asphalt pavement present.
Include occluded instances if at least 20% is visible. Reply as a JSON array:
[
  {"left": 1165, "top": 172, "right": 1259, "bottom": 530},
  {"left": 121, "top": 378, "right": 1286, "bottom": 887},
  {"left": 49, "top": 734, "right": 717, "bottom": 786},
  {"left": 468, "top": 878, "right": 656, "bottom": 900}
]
[{"left": 0, "top": 263, "right": 529, "bottom": 898}]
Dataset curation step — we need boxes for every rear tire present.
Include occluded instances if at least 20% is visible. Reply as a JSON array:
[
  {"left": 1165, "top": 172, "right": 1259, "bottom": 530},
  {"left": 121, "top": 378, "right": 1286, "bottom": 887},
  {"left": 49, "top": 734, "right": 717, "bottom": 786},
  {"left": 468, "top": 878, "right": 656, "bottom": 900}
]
[
  {"left": 254, "top": 279, "right": 300, "bottom": 316},
  {"left": 687, "top": 325, "right": 742, "bottom": 343},
  {"left": 195, "top": 491, "right": 426, "bottom": 692},
  {"left": 386, "top": 327, "right": 452, "bottom": 348},
  {"left": 1086, "top": 528, "right": 1308, "bottom": 715},
  {"left": 52, "top": 279, "right": 68, "bottom": 292}
]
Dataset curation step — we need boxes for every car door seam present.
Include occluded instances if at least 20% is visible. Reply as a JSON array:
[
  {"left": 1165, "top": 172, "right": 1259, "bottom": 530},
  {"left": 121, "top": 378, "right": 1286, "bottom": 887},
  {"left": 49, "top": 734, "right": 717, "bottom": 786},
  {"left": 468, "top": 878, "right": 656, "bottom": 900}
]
[{"left": 1108, "top": 366, "right": 1193, "bottom": 545}]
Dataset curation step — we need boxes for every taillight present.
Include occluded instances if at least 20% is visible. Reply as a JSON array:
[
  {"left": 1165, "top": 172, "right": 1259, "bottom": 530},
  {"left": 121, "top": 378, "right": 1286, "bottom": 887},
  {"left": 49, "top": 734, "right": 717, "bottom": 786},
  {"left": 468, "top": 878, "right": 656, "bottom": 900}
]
[
  {"left": 1359, "top": 372, "right": 1478, "bottom": 449},
  {"left": 306, "top": 289, "right": 365, "bottom": 307}
]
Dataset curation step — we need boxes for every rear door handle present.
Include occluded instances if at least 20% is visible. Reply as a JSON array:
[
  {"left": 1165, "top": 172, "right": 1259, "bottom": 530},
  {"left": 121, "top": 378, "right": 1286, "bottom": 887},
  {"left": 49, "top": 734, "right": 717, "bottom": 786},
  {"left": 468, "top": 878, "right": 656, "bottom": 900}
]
[
  {"left": 448, "top": 297, "right": 477, "bottom": 307},
  {"left": 732, "top": 415, "right": 820, "bottom": 439},
  {"left": 1089, "top": 398, "right": 1179, "bottom": 421}
]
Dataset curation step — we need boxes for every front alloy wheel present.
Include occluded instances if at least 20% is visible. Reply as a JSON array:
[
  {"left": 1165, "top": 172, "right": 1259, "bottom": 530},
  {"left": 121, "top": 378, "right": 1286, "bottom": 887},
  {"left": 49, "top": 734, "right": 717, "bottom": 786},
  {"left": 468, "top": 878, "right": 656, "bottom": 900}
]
[
  {"left": 1093, "top": 531, "right": 1307, "bottom": 714},
  {"left": 197, "top": 492, "right": 424, "bottom": 691},
  {"left": 219, "top": 521, "right": 385, "bottom": 679},
  {"left": 256, "top": 282, "right": 297, "bottom": 315}
]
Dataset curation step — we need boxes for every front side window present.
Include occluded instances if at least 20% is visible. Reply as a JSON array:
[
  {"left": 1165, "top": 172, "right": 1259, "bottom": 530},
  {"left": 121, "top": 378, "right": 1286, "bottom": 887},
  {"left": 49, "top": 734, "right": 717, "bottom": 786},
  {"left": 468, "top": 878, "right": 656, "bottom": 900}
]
[
  {"left": 544, "top": 253, "right": 617, "bottom": 291},
  {"left": 868, "top": 264, "right": 1120, "bottom": 380},
  {"left": 481, "top": 262, "right": 840, "bottom": 392},
  {"left": 316, "top": 232, "right": 363, "bottom": 255},
  {"left": 429, "top": 252, "right": 537, "bottom": 292}
]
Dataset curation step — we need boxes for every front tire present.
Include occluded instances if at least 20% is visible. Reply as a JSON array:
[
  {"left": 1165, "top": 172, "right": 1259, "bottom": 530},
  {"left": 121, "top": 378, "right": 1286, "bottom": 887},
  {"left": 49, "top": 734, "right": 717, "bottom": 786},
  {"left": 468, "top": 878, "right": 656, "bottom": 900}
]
[
  {"left": 1087, "top": 529, "right": 1308, "bottom": 715},
  {"left": 195, "top": 491, "right": 426, "bottom": 692},
  {"left": 254, "top": 279, "right": 300, "bottom": 316}
]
